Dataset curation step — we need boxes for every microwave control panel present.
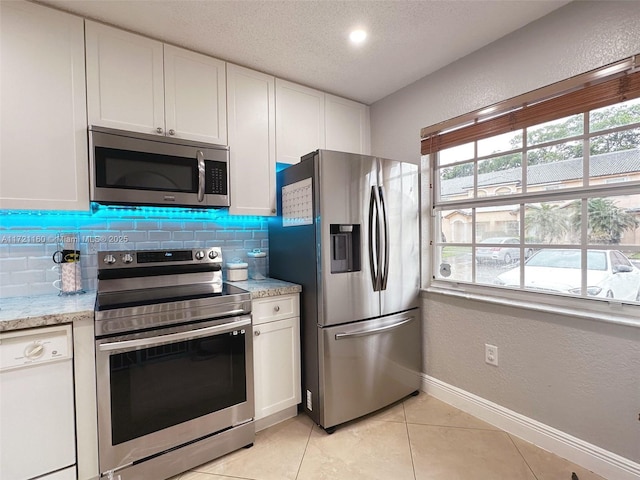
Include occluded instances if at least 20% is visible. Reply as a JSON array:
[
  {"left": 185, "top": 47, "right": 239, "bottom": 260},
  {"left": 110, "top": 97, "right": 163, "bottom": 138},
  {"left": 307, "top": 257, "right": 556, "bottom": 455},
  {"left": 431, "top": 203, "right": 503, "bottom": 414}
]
[{"left": 206, "top": 161, "right": 228, "bottom": 195}]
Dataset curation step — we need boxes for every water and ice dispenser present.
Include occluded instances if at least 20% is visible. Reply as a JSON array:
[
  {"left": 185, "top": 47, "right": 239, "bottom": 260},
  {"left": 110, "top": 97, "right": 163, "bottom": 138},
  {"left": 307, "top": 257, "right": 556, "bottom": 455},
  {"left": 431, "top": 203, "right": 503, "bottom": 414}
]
[{"left": 330, "top": 224, "right": 361, "bottom": 273}]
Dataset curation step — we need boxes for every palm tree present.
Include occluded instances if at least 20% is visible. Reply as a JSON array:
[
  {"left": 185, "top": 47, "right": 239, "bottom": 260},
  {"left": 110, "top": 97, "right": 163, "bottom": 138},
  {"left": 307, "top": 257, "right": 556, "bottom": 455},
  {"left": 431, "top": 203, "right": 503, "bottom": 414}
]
[
  {"left": 525, "top": 203, "right": 569, "bottom": 243},
  {"left": 569, "top": 198, "right": 639, "bottom": 244}
]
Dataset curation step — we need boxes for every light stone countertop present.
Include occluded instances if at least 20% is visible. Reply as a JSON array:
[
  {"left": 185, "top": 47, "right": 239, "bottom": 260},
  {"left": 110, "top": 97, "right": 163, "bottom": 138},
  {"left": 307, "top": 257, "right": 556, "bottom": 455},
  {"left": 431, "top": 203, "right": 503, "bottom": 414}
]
[
  {"left": 0, "top": 292, "right": 96, "bottom": 332},
  {"left": 0, "top": 278, "right": 300, "bottom": 333},
  {"left": 228, "top": 277, "right": 302, "bottom": 298}
]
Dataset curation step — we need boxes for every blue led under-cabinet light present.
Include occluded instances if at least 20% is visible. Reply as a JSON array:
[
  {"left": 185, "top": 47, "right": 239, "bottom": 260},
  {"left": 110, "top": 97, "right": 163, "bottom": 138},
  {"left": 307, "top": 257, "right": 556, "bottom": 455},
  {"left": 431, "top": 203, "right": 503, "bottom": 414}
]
[{"left": 0, "top": 204, "right": 267, "bottom": 229}]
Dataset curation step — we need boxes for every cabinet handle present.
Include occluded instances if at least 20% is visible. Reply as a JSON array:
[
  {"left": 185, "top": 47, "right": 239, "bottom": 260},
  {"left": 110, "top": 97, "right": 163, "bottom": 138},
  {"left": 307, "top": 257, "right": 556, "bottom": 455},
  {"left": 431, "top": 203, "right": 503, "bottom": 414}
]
[
  {"left": 169, "top": 129, "right": 176, "bottom": 136},
  {"left": 156, "top": 127, "right": 164, "bottom": 134},
  {"left": 254, "top": 330, "right": 261, "bottom": 336},
  {"left": 274, "top": 305, "right": 280, "bottom": 312}
]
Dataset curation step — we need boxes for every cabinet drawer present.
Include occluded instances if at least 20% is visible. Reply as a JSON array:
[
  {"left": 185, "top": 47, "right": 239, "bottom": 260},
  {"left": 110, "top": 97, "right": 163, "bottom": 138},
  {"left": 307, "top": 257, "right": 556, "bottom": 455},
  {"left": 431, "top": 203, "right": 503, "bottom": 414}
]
[{"left": 252, "top": 294, "right": 299, "bottom": 325}]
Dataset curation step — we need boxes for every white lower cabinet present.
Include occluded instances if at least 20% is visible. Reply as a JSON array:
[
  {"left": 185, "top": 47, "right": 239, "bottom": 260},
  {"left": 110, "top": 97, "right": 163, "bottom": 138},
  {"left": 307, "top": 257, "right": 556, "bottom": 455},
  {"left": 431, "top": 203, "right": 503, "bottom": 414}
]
[{"left": 252, "top": 294, "right": 301, "bottom": 424}]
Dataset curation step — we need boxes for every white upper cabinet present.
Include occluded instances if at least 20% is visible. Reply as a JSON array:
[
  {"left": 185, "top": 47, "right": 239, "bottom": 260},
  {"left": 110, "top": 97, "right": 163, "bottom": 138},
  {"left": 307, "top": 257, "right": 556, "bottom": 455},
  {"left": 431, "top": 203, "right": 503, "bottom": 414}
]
[
  {"left": 164, "top": 45, "right": 227, "bottom": 144},
  {"left": 275, "top": 79, "right": 371, "bottom": 164},
  {"left": 227, "top": 64, "right": 276, "bottom": 216},
  {"left": 85, "top": 21, "right": 164, "bottom": 135},
  {"left": 325, "top": 94, "right": 371, "bottom": 155},
  {"left": 0, "top": 1, "right": 89, "bottom": 210},
  {"left": 275, "top": 79, "right": 325, "bottom": 164},
  {"left": 86, "top": 22, "right": 227, "bottom": 144}
]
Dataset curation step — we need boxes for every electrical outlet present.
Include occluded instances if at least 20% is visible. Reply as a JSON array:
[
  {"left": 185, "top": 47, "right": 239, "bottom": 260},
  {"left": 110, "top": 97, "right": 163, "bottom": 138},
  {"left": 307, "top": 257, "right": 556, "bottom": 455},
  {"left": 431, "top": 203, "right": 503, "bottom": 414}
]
[{"left": 485, "top": 344, "right": 498, "bottom": 366}]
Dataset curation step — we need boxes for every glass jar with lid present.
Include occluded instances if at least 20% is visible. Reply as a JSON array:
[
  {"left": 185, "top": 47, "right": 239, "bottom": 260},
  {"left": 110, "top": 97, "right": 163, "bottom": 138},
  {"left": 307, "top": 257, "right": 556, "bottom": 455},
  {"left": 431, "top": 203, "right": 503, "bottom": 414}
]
[{"left": 247, "top": 249, "right": 267, "bottom": 280}]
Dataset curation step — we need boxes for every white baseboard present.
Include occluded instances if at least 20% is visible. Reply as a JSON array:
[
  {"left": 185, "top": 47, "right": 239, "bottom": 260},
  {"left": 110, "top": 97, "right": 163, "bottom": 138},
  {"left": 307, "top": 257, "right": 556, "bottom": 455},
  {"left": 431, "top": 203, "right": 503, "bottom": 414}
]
[{"left": 421, "top": 374, "right": 640, "bottom": 480}]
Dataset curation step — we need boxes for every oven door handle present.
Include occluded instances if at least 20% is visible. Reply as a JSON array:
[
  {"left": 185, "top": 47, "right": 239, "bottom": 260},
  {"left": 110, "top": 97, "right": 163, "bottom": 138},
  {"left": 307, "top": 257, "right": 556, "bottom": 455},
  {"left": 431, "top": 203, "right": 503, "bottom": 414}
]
[{"left": 98, "top": 317, "right": 251, "bottom": 352}]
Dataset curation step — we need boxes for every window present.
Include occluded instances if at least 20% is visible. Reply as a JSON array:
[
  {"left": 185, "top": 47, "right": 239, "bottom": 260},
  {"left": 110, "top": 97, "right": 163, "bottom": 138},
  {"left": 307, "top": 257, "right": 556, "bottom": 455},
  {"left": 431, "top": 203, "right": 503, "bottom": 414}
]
[{"left": 423, "top": 59, "right": 640, "bottom": 307}]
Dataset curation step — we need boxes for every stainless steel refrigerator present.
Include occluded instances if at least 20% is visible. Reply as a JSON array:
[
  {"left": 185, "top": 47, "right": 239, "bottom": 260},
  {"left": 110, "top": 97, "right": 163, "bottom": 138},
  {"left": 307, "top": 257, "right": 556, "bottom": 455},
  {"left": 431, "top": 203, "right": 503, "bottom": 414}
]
[{"left": 269, "top": 149, "right": 421, "bottom": 432}]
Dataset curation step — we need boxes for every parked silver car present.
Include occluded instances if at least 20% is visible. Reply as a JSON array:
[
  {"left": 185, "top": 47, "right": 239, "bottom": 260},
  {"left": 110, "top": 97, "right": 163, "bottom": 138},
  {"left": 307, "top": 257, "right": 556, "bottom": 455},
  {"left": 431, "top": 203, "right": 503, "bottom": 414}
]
[
  {"left": 495, "top": 249, "right": 640, "bottom": 301},
  {"left": 476, "top": 237, "right": 533, "bottom": 264}
]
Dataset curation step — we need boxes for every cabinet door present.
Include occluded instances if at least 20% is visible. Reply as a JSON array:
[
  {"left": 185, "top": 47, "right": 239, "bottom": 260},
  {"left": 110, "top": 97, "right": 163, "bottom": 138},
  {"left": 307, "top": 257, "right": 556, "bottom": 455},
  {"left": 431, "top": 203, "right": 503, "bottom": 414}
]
[
  {"left": 85, "top": 21, "right": 164, "bottom": 135},
  {"left": 227, "top": 64, "right": 276, "bottom": 216},
  {"left": 275, "top": 79, "right": 325, "bottom": 164},
  {"left": 253, "top": 316, "right": 301, "bottom": 419},
  {"left": 164, "top": 45, "right": 227, "bottom": 144},
  {"left": 0, "top": 1, "right": 89, "bottom": 210},
  {"left": 325, "top": 94, "right": 371, "bottom": 155}
]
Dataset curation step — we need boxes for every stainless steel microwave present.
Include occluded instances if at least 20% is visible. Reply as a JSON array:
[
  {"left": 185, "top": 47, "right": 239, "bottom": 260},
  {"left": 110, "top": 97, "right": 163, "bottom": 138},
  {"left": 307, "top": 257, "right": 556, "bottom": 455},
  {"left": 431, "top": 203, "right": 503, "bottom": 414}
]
[{"left": 89, "top": 126, "right": 230, "bottom": 208}]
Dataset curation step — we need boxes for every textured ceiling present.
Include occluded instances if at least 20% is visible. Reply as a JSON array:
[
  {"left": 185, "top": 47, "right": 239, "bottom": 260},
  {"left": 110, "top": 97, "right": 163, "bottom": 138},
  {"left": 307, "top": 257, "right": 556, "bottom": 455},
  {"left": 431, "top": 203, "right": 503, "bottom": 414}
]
[{"left": 37, "top": 0, "right": 571, "bottom": 105}]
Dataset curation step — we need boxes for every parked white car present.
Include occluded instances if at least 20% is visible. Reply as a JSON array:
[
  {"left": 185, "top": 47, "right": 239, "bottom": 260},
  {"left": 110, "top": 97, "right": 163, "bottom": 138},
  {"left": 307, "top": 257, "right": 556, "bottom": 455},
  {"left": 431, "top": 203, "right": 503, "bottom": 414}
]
[{"left": 495, "top": 249, "right": 640, "bottom": 301}]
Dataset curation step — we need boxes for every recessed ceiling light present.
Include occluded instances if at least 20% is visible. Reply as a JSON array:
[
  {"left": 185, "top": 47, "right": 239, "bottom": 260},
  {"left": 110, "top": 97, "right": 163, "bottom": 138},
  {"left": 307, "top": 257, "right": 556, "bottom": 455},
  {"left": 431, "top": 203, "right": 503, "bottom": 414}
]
[{"left": 349, "top": 29, "right": 367, "bottom": 45}]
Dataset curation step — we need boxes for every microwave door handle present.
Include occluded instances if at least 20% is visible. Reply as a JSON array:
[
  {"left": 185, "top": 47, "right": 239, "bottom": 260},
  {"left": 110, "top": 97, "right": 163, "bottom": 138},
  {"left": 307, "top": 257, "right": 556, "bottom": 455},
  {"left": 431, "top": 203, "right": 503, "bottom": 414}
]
[{"left": 197, "top": 150, "right": 205, "bottom": 202}]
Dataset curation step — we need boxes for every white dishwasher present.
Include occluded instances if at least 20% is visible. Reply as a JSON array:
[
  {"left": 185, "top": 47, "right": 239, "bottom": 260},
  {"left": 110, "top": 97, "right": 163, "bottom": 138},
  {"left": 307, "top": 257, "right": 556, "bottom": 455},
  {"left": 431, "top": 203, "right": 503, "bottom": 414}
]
[{"left": 0, "top": 324, "right": 76, "bottom": 480}]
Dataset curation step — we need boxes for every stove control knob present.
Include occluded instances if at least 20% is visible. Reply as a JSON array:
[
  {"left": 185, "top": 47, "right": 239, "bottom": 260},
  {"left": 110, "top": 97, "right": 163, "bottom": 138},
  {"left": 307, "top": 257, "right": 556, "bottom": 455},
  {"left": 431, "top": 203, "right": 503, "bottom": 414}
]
[
  {"left": 122, "top": 253, "right": 134, "bottom": 264},
  {"left": 195, "top": 250, "right": 206, "bottom": 260},
  {"left": 208, "top": 250, "right": 219, "bottom": 259},
  {"left": 103, "top": 254, "right": 116, "bottom": 265}
]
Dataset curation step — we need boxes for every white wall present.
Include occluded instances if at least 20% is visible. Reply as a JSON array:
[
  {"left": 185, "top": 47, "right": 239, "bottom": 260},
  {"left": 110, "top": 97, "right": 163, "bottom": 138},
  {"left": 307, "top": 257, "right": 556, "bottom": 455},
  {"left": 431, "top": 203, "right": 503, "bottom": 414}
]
[
  {"left": 370, "top": 1, "right": 640, "bottom": 165},
  {"left": 370, "top": 0, "right": 640, "bottom": 465}
]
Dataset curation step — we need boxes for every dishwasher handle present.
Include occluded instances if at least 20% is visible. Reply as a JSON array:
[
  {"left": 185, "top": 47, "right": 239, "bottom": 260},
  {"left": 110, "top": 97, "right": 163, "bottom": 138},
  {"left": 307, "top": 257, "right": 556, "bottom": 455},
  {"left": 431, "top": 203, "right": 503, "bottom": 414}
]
[{"left": 334, "top": 316, "right": 413, "bottom": 340}]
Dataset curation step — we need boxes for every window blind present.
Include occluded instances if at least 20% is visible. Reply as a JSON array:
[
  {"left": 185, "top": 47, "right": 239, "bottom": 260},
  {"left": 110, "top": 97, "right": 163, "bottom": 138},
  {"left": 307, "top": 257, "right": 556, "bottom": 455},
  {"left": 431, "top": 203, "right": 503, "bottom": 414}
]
[{"left": 420, "top": 61, "right": 640, "bottom": 156}]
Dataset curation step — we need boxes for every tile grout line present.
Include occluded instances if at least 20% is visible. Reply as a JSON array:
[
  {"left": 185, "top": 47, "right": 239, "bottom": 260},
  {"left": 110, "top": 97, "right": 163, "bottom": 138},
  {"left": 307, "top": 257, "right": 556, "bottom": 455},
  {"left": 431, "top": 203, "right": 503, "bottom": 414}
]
[
  {"left": 507, "top": 432, "right": 541, "bottom": 480},
  {"left": 181, "top": 469, "right": 253, "bottom": 480},
  {"left": 187, "top": 468, "right": 256, "bottom": 480},
  {"left": 293, "top": 417, "right": 315, "bottom": 480},
  {"left": 403, "top": 400, "right": 419, "bottom": 480},
  {"left": 404, "top": 420, "right": 504, "bottom": 432}
]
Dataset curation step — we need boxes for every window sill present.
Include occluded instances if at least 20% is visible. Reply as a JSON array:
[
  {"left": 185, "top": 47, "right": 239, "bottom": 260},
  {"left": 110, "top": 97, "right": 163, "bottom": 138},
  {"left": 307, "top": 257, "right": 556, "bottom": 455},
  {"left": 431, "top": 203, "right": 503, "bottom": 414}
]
[{"left": 422, "top": 283, "right": 640, "bottom": 329}]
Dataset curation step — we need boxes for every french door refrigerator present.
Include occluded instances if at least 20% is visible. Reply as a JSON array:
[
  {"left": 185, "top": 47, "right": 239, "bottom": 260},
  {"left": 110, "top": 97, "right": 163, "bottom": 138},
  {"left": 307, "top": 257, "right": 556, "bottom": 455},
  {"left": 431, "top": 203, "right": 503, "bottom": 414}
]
[{"left": 269, "top": 149, "right": 421, "bottom": 432}]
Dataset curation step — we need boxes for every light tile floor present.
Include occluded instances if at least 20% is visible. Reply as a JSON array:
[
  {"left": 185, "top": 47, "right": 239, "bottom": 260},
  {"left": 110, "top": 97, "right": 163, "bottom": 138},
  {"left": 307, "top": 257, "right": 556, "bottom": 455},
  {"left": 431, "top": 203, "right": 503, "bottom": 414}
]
[{"left": 170, "top": 394, "right": 607, "bottom": 480}]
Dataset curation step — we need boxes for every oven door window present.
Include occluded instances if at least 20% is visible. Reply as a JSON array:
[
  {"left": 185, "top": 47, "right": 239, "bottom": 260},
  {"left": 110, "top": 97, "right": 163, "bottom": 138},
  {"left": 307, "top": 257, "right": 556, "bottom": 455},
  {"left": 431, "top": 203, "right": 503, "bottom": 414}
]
[
  {"left": 109, "top": 331, "right": 246, "bottom": 445},
  {"left": 95, "top": 147, "right": 198, "bottom": 193}
]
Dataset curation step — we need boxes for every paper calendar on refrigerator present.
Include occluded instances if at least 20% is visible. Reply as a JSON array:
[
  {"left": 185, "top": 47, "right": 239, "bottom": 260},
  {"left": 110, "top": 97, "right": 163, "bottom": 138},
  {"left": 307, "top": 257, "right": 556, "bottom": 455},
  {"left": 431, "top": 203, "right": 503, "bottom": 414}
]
[{"left": 282, "top": 178, "right": 313, "bottom": 227}]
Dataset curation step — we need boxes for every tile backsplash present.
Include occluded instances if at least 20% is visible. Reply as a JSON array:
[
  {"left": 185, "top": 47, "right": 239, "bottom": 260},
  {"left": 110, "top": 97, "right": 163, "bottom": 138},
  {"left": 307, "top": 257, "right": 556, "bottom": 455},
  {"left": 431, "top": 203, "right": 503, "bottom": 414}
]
[{"left": 0, "top": 209, "right": 268, "bottom": 298}]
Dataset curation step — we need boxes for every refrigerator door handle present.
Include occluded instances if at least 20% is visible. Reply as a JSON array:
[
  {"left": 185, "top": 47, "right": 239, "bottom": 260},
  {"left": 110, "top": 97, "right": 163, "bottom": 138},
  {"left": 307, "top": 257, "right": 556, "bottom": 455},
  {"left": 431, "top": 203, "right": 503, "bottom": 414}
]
[
  {"left": 368, "top": 186, "right": 381, "bottom": 291},
  {"left": 378, "top": 186, "right": 389, "bottom": 291},
  {"left": 334, "top": 316, "right": 414, "bottom": 340}
]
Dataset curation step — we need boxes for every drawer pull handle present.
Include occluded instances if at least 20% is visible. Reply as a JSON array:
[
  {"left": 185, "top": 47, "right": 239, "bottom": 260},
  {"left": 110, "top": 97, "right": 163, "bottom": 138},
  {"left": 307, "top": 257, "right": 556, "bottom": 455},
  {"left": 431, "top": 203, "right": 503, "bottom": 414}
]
[
  {"left": 274, "top": 305, "right": 280, "bottom": 312},
  {"left": 335, "top": 317, "right": 413, "bottom": 340},
  {"left": 254, "top": 330, "right": 261, "bottom": 336}
]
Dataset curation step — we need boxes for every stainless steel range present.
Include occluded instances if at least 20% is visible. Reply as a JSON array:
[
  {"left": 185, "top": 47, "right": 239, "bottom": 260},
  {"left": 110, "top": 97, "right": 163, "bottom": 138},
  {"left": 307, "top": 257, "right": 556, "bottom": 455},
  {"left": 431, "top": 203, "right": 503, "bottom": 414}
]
[{"left": 94, "top": 248, "right": 254, "bottom": 480}]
